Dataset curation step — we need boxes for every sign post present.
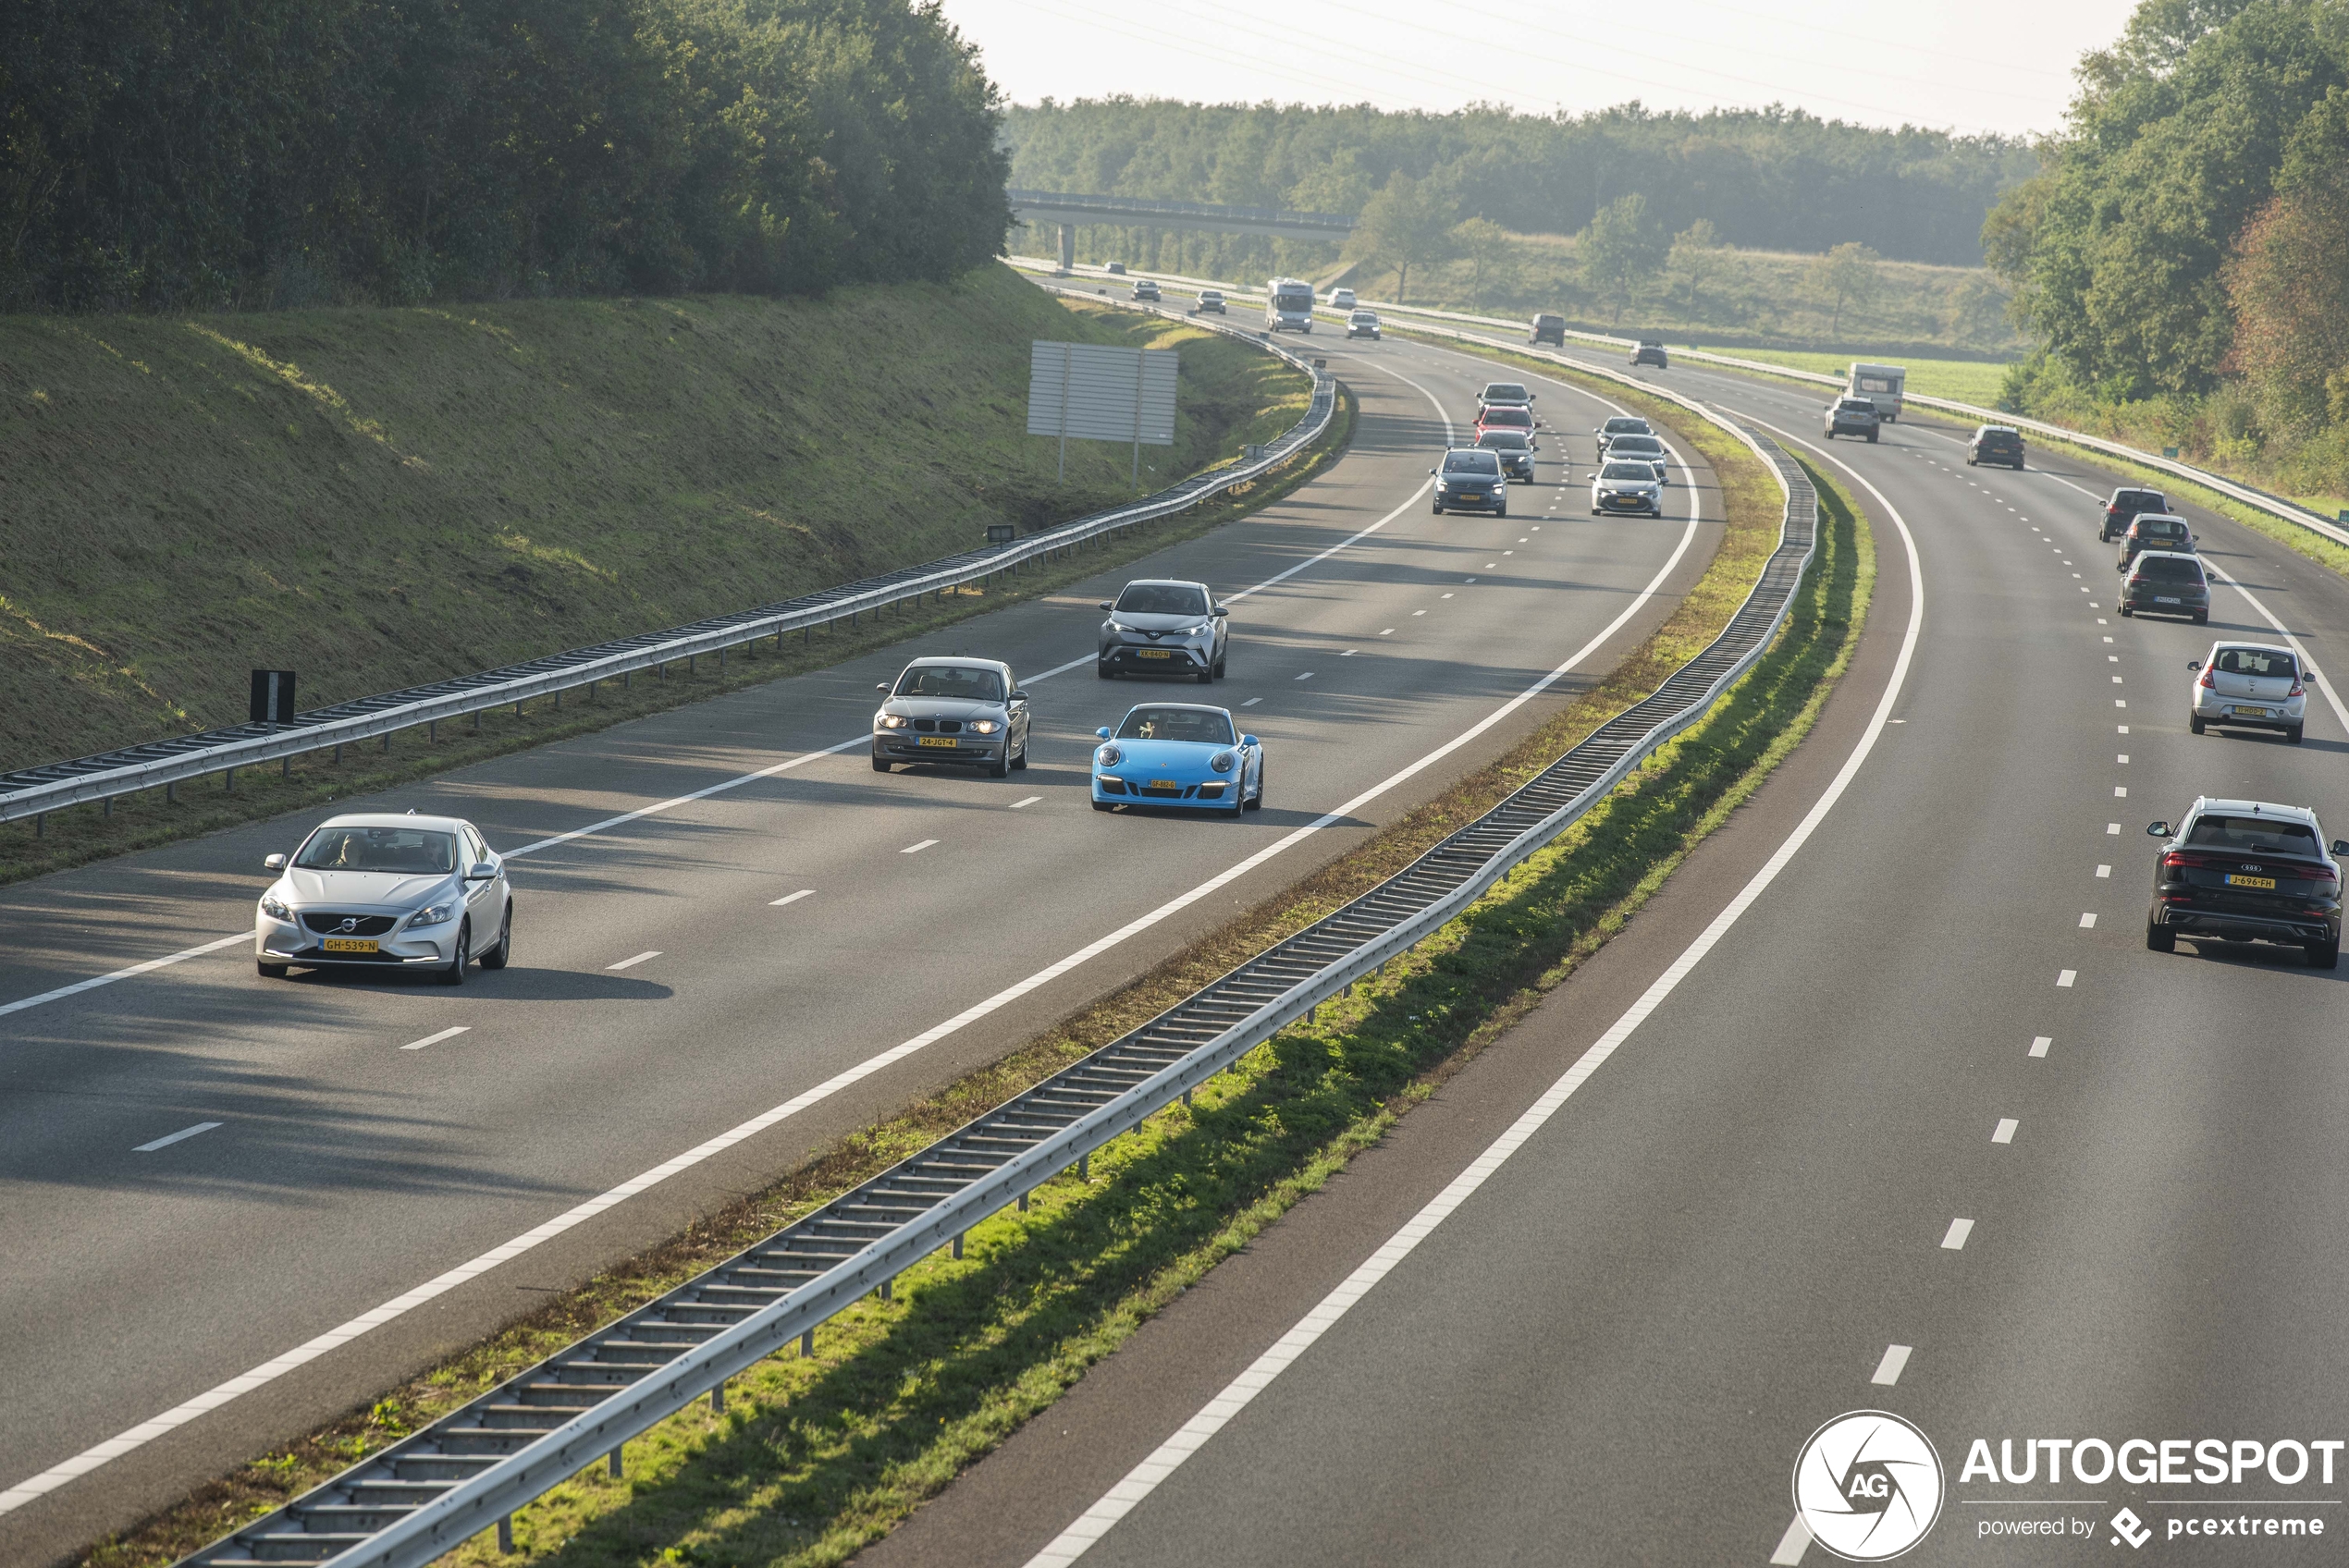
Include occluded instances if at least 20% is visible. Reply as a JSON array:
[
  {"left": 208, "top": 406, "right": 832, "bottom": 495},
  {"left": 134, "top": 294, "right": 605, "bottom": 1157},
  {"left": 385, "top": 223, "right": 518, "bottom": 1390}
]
[{"left": 1027, "top": 342, "right": 1179, "bottom": 489}]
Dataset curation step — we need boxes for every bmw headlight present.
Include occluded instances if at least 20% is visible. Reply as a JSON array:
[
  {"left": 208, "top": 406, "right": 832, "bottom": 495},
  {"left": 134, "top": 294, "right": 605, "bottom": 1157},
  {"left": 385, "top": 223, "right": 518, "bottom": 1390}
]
[
  {"left": 967, "top": 718, "right": 1001, "bottom": 734},
  {"left": 1210, "top": 750, "right": 1236, "bottom": 773},
  {"left": 1097, "top": 744, "right": 1122, "bottom": 767},
  {"left": 877, "top": 712, "right": 909, "bottom": 729},
  {"left": 408, "top": 900, "right": 457, "bottom": 929},
  {"left": 261, "top": 891, "right": 291, "bottom": 922}
]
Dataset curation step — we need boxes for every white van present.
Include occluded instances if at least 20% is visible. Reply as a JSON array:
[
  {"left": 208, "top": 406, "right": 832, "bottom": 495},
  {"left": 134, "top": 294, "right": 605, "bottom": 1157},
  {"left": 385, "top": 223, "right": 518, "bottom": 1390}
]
[
  {"left": 1849, "top": 362, "right": 1906, "bottom": 421},
  {"left": 1265, "top": 277, "right": 1315, "bottom": 334}
]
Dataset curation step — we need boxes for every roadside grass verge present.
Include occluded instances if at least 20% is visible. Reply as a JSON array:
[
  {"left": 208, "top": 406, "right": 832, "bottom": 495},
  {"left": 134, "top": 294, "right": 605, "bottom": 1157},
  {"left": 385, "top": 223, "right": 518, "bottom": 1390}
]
[
  {"left": 73, "top": 376, "right": 1862, "bottom": 1568},
  {"left": 0, "top": 387, "right": 1354, "bottom": 890},
  {"left": 1683, "top": 345, "right": 2012, "bottom": 407}
]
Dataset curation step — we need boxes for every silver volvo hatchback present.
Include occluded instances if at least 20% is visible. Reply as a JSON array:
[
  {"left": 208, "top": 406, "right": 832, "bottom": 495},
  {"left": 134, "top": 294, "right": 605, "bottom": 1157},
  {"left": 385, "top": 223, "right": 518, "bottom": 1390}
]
[{"left": 255, "top": 813, "right": 512, "bottom": 983}]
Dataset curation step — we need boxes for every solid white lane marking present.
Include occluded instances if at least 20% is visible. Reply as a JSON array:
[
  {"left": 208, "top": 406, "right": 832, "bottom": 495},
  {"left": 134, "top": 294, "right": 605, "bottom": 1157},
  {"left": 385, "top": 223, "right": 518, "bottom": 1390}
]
[
  {"left": 1022, "top": 399, "right": 1928, "bottom": 1568},
  {"left": 2079, "top": 913, "right": 2097, "bottom": 928},
  {"left": 1008, "top": 798, "right": 1041, "bottom": 811},
  {"left": 900, "top": 839, "right": 938, "bottom": 855},
  {"left": 2107, "top": 824, "right": 2121, "bottom": 835},
  {"left": 1872, "top": 1345, "right": 1913, "bottom": 1386},
  {"left": 1769, "top": 1516, "right": 1815, "bottom": 1565},
  {"left": 0, "top": 930, "right": 256, "bottom": 1021},
  {"left": 1240, "top": 698, "right": 1262, "bottom": 707},
  {"left": 769, "top": 888, "right": 818, "bottom": 905},
  {"left": 9, "top": 489, "right": 1717, "bottom": 1517},
  {"left": 400, "top": 1026, "right": 470, "bottom": 1052},
  {"left": 1993, "top": 1118, "right": 2019, "bottom": 1144},
  {"left": 1941, "top": 1218, "right": 1974, "bottom": 1250},
  {"left": 2057, "top": 970, "right": 2076, "bottom": 987},
  {"left": 2030, "top": 1035, "right": 2052, "bottom": 1058},
  {"left": 2097, "top": 864, "right": 2111, "bottom": 877},
  {"left": 607, "top": 950, "right": 661, "bottom": 971},
  {"left": 133, "top": 1121, "right": 221, "bottom": 1153}
]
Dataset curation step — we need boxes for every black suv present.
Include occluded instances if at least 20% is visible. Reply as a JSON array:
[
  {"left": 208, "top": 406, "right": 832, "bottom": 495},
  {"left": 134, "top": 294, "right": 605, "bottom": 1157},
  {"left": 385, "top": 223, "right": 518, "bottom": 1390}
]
[
  {"left": 2099, "top": 487, "right": 2169, "bottom": 541},
  {"left": 2146, "top": 799, "right": 2346, "bottom": 968},
  {"left": 2119, "top": 551, "right": 2209, "bottom": 622},
  {"left": 1630, "top": 338, "right": 1668, "bottom": 368},
  {"left": 1530, "top": 312, "right": 1567, "bottom": 346},
  {"left": 1968, "top": 425, "right": 2024, "bottom": 468}
]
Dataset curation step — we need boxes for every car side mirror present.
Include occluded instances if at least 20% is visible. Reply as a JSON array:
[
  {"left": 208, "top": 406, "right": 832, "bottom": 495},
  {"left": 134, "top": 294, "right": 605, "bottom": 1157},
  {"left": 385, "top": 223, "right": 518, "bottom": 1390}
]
[
  {"left": 2333, "top": 840, "right": 2349, "bottom": 856},
  {"left": 2187, "top": 661, "right": 2202, "bottom": 672},
  {"left": 877, "top": 682, "right": 890, "bottom": 692},
  {"left": 2147, "top": 822, "right": 2173, "bottom": 839},
  {"left": 1211, "top": 606, "right": 1228, "bottom": 618},
  {"left": 1428, "top": 467, "right": 1436, "bottom": 475},
  {"left": 467, "top": 861, "right": 498, "bottom": 881},
  {"left": 1098, "top": 601, "right": 1113, "bottom": 611},
  {"left": 264, "top": 853, "right": 287, "bottom": 872},
  {"left": 1095, "top": 726, "right": 1113, "bottom": 741},
  {"left": 1010, "top": 689, "right": 1027, "bottom": 703},
  {"left": 1241, "top": 734, "right": 1259, "bottom": 748}
]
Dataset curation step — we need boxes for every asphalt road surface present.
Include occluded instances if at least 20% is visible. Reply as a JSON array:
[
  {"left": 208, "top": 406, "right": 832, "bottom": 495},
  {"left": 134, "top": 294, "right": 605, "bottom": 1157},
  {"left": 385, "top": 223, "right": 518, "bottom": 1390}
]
[
  {"left": 855, "top": 320, "right": 2349, "bottom": 1566},
  {"left": 0, "top": 318, "right": 1727, "bottom": 1560}
]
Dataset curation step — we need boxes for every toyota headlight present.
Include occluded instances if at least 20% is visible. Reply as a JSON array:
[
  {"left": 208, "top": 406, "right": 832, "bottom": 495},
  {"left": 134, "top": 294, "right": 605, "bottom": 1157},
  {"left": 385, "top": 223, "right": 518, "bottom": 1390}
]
[
  {"left": 967, "top": 718, "right": 1001, "bottom": 734},
  {"left": 1182, "top": 623, "right": 1211, "bottom": 638},
  {"left": 1097, "top": 744, "right": 1122, "bottom": 767},
  {"left": 408, "top": 900, "right": 457, "bottom": 928},
  {"left": 1210, "top": 750, "right": 1236, "bottom": 773},
  {"left": 877, "top": 712, "right": 909, "bottom": 729},
  {"left": 261, "top": 891, "right": 292, "bottom": 922}
]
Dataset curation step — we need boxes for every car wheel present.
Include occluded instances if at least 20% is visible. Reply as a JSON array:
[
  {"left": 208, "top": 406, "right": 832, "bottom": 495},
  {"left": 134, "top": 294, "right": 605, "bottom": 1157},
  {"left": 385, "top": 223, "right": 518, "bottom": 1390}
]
[
  {"left": 2288, "top": 724, "right": 2305, "bottom": 744},
  {"left": 1867, "top": 432, "right": 1878, "bottom": 443},
  {"left": 2120, "top": 605, "right": 2134, "bottom": 617},
  {"left": 1012, "top": 735, "right": 1029, "bottom": 770},
  {"left": 872, "top": 755, "right": 892, "bottom": 771},
  {"left": 2146, "top": 918, "right": 2175, "bottom": 953},
  {"left": 480, "top": 902, "right": 512, "bottom": 969},
  {"left": 1246, "top": 759, "right": 1265, "bottom": 811},
  {"left": 988, "top": 750, "right": 1009, "bottom": 779},
  {"left": 257, "top": 960, "right": 288, "bottom": 979},
  {"left": 1096, "top": 660, "right": 1114, "bottom": 680},
  {"left": 1496, "top": 504, "right": 1507, "bottom": 518},
  {"left": 2189, "top": 713, "right": 2207, "bottom": 735},
  {"left": 1213, "top": 651, "right": 1226, "bottom": 679},
  {"left": 1432, "top": 503, "right": 1444, "bottom": 515},
  {"left": 440, "top": 920, "right": 471, "bottom": 986},
  {"left": 2193, "top": 612, "right": 2208, "bottom": 624},
  {"left": 2311, "top": 936, "right": 2341, "bottom": 970}
]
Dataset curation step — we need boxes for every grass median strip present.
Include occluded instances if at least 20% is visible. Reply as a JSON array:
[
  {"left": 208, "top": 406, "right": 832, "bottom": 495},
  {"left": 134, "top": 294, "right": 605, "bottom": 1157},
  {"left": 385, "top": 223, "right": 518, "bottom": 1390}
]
[{"left": 78, "top": 383, "right": 1857, "bottom": 1568}]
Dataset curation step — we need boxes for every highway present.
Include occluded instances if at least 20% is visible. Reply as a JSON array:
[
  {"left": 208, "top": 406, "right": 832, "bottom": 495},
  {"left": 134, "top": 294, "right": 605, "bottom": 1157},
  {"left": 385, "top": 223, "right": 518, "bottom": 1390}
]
[
  {"left": 855, "top": 316, "right": 2349, "bottom": 1565},
  {"left": 0, "top": 315, "right": 1726, "bottom": 1561}
]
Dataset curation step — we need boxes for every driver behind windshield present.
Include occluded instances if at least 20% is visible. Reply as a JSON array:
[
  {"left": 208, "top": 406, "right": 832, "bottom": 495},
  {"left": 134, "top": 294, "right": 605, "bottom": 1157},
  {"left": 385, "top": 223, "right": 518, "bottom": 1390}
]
[
  {"left": 894, "top": 666, "right": 1003, "bottom": 701},
  {"left": 1116, "top": 707, "right": 1236, "bottom": 744}
]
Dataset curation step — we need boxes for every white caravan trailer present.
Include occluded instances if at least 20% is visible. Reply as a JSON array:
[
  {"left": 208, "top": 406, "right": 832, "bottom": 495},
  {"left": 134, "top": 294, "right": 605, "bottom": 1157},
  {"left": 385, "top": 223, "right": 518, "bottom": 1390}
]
[
  {"left": 1265, "top": 277, "right": 1315, "bottom": 333},
  {"left": 1848, "top": 362, "right": 1907, "bottom": 420}
]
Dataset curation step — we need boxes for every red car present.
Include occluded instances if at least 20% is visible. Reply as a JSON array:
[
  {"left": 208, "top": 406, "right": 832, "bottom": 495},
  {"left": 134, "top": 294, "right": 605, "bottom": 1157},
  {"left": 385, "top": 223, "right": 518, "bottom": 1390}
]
[{"left": 1474, "top": 405, "right": 1536, "bottom": 443}]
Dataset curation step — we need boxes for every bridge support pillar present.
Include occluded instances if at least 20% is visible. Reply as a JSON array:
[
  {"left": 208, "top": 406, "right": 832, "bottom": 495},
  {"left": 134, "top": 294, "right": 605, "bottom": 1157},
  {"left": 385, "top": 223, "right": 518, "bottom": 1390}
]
[{"left": 1058, "top": 223, "right": 1075, "bottom": 274}]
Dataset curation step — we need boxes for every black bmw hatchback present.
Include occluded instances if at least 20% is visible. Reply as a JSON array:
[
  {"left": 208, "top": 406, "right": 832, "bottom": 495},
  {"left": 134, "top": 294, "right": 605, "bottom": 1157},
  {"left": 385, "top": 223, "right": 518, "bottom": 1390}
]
[{"left": 2146, "top": 800, "right": 2347, "bottom": 968}]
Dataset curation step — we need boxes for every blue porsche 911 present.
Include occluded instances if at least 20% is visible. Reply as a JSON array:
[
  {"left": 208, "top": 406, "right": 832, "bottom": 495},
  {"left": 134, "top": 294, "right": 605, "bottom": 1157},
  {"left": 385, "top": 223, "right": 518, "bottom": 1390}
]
[{"left": 1090, "top": 704, "right": 1264, "bottom": 816}]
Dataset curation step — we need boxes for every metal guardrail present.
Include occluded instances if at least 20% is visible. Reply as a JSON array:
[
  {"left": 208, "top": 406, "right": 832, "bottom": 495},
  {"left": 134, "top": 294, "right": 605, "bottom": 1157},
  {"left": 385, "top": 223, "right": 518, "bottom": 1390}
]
[
  {"left": 0, "top": 308, "right": 1336, "bottom": 829},
  {"left": 175, "top": 369, "right": 1817, "bottom": 1568}
]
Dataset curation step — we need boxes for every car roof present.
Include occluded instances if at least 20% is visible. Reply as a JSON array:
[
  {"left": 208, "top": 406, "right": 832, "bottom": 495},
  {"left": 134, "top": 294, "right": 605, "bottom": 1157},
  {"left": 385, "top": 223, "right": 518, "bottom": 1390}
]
[
  {"left": 2130, "top": 512, "right": 2189, "bottom": 525},
  {"left": 2131, "top": 549, "right": 2203, "bottom": 567},
  {"left": 1604, "top": 416, "right": 1649, "bottom": 428},
  {"left": 2112, "top": 487, "right": 2165, "bottom": 500},
  {"left": 2190, "top": 796, "right": 2321, "bottom": 827},
  {"left": 312, "top": 812, "right": 470, "bottom": 833},
  {"left": 902, "top": 655, "right": 1011, "bottom": 671},
  {"left": 2207, "top": 640, "right": 2294, "bottom": 657},
  {"left": 1118, "top": 577, "right": 1210, "bottom": 592}
]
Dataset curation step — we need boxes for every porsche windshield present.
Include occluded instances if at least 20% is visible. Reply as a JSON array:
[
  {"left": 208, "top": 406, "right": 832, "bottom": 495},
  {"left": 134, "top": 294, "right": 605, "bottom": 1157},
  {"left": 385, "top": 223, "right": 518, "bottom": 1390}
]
[
  {"left": 295, "top": 827, "right": 456, "bottom": 874},
  {"left": 1114, "top": 583, "right": 1210, "bottom": 617},
  {"left": 894, "top": 665, "right": 1004, "bottom": 701},
  {"left": 1115, "top": 706, "right": 1236, "bottom": 745}
]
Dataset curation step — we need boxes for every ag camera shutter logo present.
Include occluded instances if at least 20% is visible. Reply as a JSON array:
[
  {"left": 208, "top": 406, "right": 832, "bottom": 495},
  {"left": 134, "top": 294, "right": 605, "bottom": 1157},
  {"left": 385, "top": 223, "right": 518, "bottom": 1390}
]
[{"left": 1793, "top": 1410, "right": 1946, "bottom": 1561}]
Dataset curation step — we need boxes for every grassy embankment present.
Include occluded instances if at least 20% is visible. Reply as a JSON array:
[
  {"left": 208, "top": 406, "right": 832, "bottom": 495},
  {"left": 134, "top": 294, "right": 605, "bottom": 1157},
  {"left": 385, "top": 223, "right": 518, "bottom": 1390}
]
[
  {"left": 1683, "top": 345, "right": 2014, "bottom": 408},
  {"left": 0, "top": 268, "right": 1323, "bottom": 884},
  {"left": 81, "top": 374, "right": 1873, "bottom": 1568}
]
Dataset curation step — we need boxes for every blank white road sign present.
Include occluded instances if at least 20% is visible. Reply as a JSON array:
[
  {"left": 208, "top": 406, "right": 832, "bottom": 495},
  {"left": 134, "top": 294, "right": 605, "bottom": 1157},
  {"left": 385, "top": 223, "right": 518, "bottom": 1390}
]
[{"left": 1028, "top": 341, "right": 1179, "bottom": 446}]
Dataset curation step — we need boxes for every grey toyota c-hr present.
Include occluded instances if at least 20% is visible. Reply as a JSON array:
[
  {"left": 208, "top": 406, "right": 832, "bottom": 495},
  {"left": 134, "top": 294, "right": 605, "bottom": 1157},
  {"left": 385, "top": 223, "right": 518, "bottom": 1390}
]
[{"left": 1097, "top": 579, "right": 1228, "bottom": 683}]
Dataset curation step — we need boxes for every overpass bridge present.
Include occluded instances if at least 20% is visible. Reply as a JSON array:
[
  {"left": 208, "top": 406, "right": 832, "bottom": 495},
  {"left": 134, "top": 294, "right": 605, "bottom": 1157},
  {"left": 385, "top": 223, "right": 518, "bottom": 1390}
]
[{"left": 1007, "top": 189, "right": 1356, "bottom": 268}]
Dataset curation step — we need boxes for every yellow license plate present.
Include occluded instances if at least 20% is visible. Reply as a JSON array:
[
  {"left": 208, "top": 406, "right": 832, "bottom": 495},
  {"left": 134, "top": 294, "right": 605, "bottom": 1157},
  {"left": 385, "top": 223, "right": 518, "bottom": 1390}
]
[
  {"left": 1150, "top": 779, "right": 1180, "bottom": 790},
  {"left": 1138, "top": 649, "right": 1173, "bottom": 659},
  {"left": 916, "top": 736, "right": 957, "bottom": 748},
  {"left": 2226, "top": 874, "right": 2277, "bottom": 889},
  {"left": 2231, "top": 706, "right": 2272, "bottom": 717},
  {"left": 322, "top": 937, "right": 378, "bottom": 954}
]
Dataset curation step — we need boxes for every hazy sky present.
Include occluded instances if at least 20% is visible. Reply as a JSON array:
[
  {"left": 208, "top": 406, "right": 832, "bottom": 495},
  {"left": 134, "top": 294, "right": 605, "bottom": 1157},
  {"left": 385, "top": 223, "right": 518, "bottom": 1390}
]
[{"left": 939, "top": 0, "right": 2141, "bottom": 139}]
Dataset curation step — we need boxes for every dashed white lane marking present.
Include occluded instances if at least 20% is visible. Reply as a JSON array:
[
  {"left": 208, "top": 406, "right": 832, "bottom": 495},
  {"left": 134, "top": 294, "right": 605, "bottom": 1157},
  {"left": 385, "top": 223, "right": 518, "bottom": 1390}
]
[
  {"left": 900, "top": 839, "right": 938, "bottom": 855},
  {"left": 2104, "top": 636, "right": 2114, "bottom": 643},
  {"left": 1440, "top": 593, "right": 1454, "bottom": 600},
  {"left": 2097, "top": 864, "right": 2112, "bottom": 877},
  {"left": 2057, "top": 970, "right": 2077, "bottom": 987},
  {"left": 2111, "top": 675, "right": 2123, "bottom": 684},
  {"left": 2030, "top": 1035, "right": 2052, "bottom": 1058},
  {"left": 1770, "top": 1518, "right": 1814, "bottom": 1566},
  {"left": 769, "top": 888, "right": 818, "bottom": 904},
  {"left": 2108, "top": 824, "right": 2121, "bottom": 834},
  {"left": 1341, "top": 649, "right": 1359, "bottom": 657},
  {"left": 2118, "top": 753, "right": 2129, "bottom": 763},
  {"left": 400, "top": 1026, "right": 470, "bottom": 1052},
  {"left": 1293, "top": 672, "right": 1314, "bottom": 681},
  {"left": 1941, "top": 1218, "right": 1975, "bottom": 1250},
  {"left": 1483, "top": 562, "right": 1496, "bottom": 568},
  {"left": 1993, "top": 1118, "right": 2020, "bottom": 1144},
  {"left": 1379, "top": 628, "right": 1394, "bottom": 635},
  {"left": 1241, "top": 698, "right": 1262, "bottom": 707},
  {"left": 1872, "top": 1344, "right": 1914, "bottom": 1385},
  {"left": 2079, "top": 913, "right": 2097, "bottom": 928},
  {"left": 1412, "top": 609, "right": 1427, "bottom": 616},
  {"left": 2115, "top": 699, "right": 2127, "bottom": 707},
  {"left": 2117, "top": 724, "right": 2129, "bottom": 733},
  {"left": 2108, "top": 655, "right": 2120, "bottom": 662},
  {"left": 607, "top": 950, "right": 661, "bottom": 971},
  {"left": 2114, "top": 786, "right": 2128, "bottom": 797},
  {"left": 1463, "top": 577, "right": 1478, "bottom": 584},
  {"left": 134, "top": 1121, "right": 221, "bottom": 1153}
]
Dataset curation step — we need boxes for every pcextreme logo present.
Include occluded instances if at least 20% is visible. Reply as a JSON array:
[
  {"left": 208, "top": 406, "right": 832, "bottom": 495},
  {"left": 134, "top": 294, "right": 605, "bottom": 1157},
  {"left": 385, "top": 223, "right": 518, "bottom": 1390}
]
[{"left": 1794, "top": 1410, "right": 1947, "bottom": 1561}]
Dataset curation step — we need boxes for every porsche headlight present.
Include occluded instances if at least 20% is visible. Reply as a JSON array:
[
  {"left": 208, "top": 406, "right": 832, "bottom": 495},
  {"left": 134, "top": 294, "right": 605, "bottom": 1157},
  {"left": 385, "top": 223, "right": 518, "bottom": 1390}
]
[
  {"left": 877, "top": 712, "right": 909, "bottom": 729},
  {"left": 261, "top": 891, "right": 291, "bottom": 922},
  {"left": 1097, "top": 744, "right": 1122, "bottom": 767},
  {"left": 1209, "top": 750, "right": 1236, "bottom": 773},
  {"left": 408, "top": 900, "right": 457, "bottom": 928},
  {"left": 967, "top": 718, "right": 1001, "bottom": 734}
]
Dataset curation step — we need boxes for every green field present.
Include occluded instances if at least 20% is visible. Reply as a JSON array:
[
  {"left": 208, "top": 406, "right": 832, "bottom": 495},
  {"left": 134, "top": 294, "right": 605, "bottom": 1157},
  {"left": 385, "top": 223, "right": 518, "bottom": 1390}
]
[
  {"left": 0, "top": 267, "right": 1307, "bottom": 776},
  {"left": 1684, "top": 345, "right": 2015, "bottom": 408}
]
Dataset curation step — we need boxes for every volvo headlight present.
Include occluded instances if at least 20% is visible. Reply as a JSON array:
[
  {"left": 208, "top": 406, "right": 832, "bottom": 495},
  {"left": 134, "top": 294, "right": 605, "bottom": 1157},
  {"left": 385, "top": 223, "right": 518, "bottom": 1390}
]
[
  {"left": 261, "top": 891, "right": 291, "bottom": 922},
  {"left": 967, "top": 718, "right": 1001, "bottom": 734},
  {"left": 1210, "top": 750, "right": 1236, "bottom": 773},
  {"left": 408, "top": 900, "right": 457, "bottom": 928},
  {"left": 877, "top": 712, "right": 909, "bottom": 729},
  {"left": 1097, "top": 744, "right": 1122, "bottom": 767}
]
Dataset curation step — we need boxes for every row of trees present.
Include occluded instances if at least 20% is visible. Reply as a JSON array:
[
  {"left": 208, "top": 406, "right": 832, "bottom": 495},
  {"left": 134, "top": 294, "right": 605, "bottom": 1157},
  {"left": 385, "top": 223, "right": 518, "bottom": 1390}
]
[
  {"left": 1004, "top": 99, "right": 2036, "bottom": 266},
  {"left": 0, "top": 0, "right": 1012, "bottom": 312}
]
